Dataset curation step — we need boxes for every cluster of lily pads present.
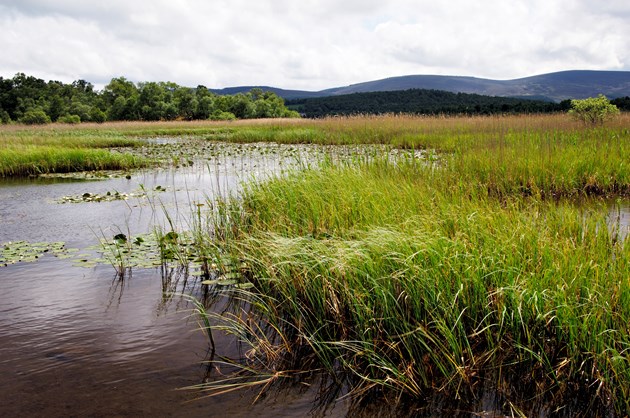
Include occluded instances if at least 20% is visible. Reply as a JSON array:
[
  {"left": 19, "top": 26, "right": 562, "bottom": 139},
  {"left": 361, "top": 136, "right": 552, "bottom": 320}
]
[
  {"left": 39, "top": 171, "right": 133, "bottom": 180},
  {"left": 91, "top": 231, "right": 256, "bottom": 289},
  {"left": 1, "top": 234, "right": 255, "bottom": 290},
  {"left": 117, "top": 139, "right": 427, "bottom": 172},
  {"left": 0, "top": 240, "right": 81, "bottom": 267},
  {"left": 57, "top": 185, "right": 168, "bottom": 204}
]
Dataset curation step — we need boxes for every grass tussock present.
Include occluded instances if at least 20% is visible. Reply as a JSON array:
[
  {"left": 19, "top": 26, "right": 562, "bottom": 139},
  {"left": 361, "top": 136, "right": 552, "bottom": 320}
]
[{"left": 187, "top": 114, "right": 630, "bottom": 415}]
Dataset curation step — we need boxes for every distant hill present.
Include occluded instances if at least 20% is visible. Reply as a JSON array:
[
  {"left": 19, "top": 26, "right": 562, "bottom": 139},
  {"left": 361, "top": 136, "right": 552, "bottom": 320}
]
[
  {"left": 211, "top": 70, "right": 630, "bottom": 102},
  {"left": 209, "top": 86, "right": 325, "bottom": 100}
]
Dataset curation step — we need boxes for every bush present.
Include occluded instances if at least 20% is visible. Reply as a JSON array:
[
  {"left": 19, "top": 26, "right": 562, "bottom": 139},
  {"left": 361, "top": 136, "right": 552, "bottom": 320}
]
[
  {"left": 282, "top": 109, "right": 302, "bottom": 118},
  {"left": 0, "top": 109, "right": 11, "bottom": 124},
  {"left": 19, "top": 108, "right": 51, "bottom": 125},
  {"left": 568, "top": 94, "right": 620, "bottom": 125},
  {"left": 58, "top": 114, "right": 81, "bottom": 124},
  {"left": 208, "top": 110, "right": 237, "bottom": 121},
  {"left": 89, "top": 107, "right": 107, "bottom": 123}
]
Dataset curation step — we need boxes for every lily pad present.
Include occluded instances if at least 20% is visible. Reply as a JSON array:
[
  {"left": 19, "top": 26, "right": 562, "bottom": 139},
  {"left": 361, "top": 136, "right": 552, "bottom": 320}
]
[
  {"left": 0, "top": 240, "right": 79, "bottom": 267},
  {"left": 56, "top": 185, "right": 169, "bottom": 204},
  {"left": 235, "top": 282, "right": 255, "bottom": 290}
]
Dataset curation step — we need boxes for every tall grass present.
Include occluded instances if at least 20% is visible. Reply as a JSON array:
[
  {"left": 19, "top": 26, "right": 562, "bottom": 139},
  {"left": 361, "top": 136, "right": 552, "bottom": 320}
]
[
  {"left": 0, "top": 125, "right": 145, "bottom": 176},
  {"left": 186, "top": 114, "right": 630, "bottom": 415}
]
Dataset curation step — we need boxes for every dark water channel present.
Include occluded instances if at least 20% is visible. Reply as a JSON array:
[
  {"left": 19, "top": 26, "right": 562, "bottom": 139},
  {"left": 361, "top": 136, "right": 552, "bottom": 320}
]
[{"left": 0, "top": 140, "right": 628, "bottom": 417}]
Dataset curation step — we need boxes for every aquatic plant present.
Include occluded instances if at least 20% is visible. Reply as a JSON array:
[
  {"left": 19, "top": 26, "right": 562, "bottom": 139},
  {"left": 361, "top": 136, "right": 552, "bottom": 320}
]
[
  {"left": 57, "top": 185, "right": 169, "bottom": 204},
  {"left": 0, "top": 240, "right": 81, "bottom": 267}
]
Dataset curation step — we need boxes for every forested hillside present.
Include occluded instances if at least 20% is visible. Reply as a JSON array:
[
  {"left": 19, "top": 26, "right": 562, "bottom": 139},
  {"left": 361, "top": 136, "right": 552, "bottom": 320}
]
[
  {"left": 0, "top": 73, "right": 299, "bottom": 124},
  {"left": 287, "top": 89, "right": 572, "bottom": 117}
]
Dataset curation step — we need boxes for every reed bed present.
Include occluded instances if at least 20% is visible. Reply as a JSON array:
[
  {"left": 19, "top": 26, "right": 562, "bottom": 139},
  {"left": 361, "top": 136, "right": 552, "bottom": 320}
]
[
  {"left": 187, "top": 114, "right": 630, "bottom": 415},
  {"left": 0, "top": 125, "right": 146, "bottom": 176}
]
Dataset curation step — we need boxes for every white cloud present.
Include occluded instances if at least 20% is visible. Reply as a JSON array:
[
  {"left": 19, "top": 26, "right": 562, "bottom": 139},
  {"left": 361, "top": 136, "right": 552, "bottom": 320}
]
[{"left": 0, "top": 0, "right": 628, "bottom": 90}]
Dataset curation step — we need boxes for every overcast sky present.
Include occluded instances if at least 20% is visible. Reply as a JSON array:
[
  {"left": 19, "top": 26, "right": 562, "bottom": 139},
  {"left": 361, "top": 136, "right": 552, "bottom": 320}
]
[{"left": 1, "top": 0, "right": 629, "bottom": 91}]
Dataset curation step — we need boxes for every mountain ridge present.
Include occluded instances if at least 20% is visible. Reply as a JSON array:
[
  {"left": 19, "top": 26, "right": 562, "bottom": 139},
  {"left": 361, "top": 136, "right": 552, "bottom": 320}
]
[{"left": 210, "top": 70, "right": 630, "bottom": 102}]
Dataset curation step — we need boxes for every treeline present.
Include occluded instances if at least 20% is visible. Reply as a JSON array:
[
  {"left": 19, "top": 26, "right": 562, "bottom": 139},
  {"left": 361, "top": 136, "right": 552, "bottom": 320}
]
[
  {"left": 287, "top": 89, "right": 575, "bottom": 117},
  {"left": 610, "top": 96, "right": 630, "bottom": 111},
  {"left": 0, "top": 73, "right": 299, "bottom": 124}
]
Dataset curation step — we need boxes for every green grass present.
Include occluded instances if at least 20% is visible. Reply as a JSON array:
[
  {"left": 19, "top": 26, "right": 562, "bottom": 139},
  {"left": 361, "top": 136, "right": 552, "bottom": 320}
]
[
  {"left": 0, "top": 124, "right": 145, "bottom": 176},
  {"left": 185, "top": 114, "right": 630, "bottom": 415}
]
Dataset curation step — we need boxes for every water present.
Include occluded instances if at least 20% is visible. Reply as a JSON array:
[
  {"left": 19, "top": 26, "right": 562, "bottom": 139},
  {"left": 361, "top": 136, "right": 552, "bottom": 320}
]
[{"left": 0, "top": 142, "right": 356, "bottom": 417}]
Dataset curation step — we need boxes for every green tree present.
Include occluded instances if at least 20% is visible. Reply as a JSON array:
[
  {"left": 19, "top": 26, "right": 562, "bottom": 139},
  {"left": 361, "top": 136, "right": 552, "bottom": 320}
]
[
  {"left": 568, "top": 94, "right": 620, "bottom": 125},
  {"left": 103, "top": 77, "right": 139, "bottom": 120},
  {"left": 89, "top": 107, "right": 107, "bottom": 123},
  {"left": 173, "top": 86, "right": 197, "bottom": 120},
  {"left": 58, "top": 114, "right": 81, "bottom": 124},
  {"left": 19, "top": 108, "right": 51, "bottom": 125},
  {"left": 0, "top": 108, "right": 11, "bottom": 124},
  {"left": 137, "top": 82, "right": 170, "bottom": 121}
]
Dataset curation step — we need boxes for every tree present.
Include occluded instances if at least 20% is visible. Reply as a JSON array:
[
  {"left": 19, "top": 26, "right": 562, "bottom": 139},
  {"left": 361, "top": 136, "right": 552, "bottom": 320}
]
[
  {"left": 0, "top": 108, "right": 11, "bottom": 124},
  {"left": 19, "top": 108, "right": 51, "bottom": 125},
  {"left": 137, "top": 82, "right": 169, "bottom": 121},
  {"left": 103, "top": 77, "right": 139, "bottom": 120},
  {"left": 173, "top": 86, "right": 197, "bottom": 120},
  {"left": 611, "top": 96, "right": 630, "bottom": 111},
  {"left": 568, "top": 94, "right": 620, "bottom": 125}
]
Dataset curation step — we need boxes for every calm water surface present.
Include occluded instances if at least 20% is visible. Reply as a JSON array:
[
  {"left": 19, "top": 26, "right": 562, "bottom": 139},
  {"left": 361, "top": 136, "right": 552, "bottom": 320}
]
[{"left": 0, "top": 143, "right": 354, "bottom": 417}]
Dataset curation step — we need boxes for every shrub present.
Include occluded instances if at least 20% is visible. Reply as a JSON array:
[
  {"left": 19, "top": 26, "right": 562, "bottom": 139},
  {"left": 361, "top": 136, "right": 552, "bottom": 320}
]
[
  {"left": 19, "top": 108, "right": 51, "bottom": 125},
  {"left": 282, "top": 109, "right": 302, "bottom": 118},
  {"left": 209, "top": 110, "right": 237, "bottom": 121},
  {"left": 89, "top": 107, "right": 107, "bottom": 123},
  {"left": 58, "top": 114, "right": 81, "bottom": 124},
  {"left": 0, "top": 109, "right": 11, "bottom": 124},
  {"left": 568, "top": 94, "right": 620, "bottom": 125}
]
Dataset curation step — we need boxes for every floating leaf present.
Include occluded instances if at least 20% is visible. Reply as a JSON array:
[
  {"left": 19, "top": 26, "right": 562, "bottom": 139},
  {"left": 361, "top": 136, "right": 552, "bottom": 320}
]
[
  {"left": 235, "top": 282, "right": 255, "bottom": 290},
  {"left": 113, "top": 234, "right": 127, "bottom": 244}
]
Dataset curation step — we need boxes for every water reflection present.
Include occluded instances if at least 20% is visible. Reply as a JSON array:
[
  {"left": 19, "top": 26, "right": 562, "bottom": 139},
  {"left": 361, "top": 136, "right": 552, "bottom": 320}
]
[{"left": 609, "top": 199, "right": 630, "bottom": 242}]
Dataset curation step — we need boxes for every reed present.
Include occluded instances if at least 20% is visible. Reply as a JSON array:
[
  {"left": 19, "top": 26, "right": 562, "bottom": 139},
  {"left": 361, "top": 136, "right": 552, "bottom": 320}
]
[
  {"left": 0, "top": 125, "right": 145, "bottom": 176},
  {"left": 186, "top": 114, "right": 630, "bottom": 415}
]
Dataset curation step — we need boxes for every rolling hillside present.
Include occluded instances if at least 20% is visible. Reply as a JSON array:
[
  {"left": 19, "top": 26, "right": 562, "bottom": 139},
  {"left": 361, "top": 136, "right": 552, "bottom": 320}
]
[{"left": 211, "top": 70, "right": 630, "bottom": 102}]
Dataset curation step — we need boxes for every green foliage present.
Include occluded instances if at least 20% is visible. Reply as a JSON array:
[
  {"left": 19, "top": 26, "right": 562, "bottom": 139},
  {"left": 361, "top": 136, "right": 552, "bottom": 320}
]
[
  {"left": 1, "top": 73, "right": 298, "bottom": 124},
  {"left": 89, "top": 107, "right": 107, "bottom": 123},
  {"left": 0, "top": 109, "right": 11, "bottom": 124},
  {"left": 18, "top": 108, "right": 51, "bottom": 125},
  {"left": 568, "top": 94, "right": 620, "bottom": 125},
  {"left": 209, "top": 110, "right": 237, "bottom": 121},
  {"left": 58, "top": 114, "right": 81, "bottom": 124},
  {"left": 611, "top": 96, "right": 630, "bottom": 111},
  {"left": 282, "top": 109, "right": 301, "bottom": 118}
]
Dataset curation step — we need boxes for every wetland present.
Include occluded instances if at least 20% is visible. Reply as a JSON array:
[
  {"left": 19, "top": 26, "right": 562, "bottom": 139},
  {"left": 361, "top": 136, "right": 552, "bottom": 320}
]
[{"left": 1, "top": 116, "right": 629, "bottom": 417}]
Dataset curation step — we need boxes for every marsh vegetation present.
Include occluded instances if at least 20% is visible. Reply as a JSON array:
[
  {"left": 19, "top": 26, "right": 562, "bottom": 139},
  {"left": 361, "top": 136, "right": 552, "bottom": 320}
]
[{"left": 1, "top": 114, "right": 629, "bottom": 416}]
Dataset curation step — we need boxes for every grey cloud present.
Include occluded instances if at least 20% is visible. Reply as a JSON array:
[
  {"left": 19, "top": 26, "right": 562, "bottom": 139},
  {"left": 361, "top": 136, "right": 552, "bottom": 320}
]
[{"left": 0, "top": 0, "right": 629, "bottom": 90}]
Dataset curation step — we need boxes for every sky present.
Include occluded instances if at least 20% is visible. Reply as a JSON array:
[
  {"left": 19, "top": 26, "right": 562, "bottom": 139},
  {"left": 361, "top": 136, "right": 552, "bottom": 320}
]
[{"left": 1, "top": 0, "right": 629, "bottom": 91}]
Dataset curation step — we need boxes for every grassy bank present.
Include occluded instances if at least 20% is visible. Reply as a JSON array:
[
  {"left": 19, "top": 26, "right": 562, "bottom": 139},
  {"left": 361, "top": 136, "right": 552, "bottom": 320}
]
[
  {"left": 0, "top": 124, "right": 146, "bottom": 176},
  {"left": 3, "top": 114, "right": 629, "bottom": 187},
  {"left": 186, "top": 114, "right": 630, "bottom": 415}
]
